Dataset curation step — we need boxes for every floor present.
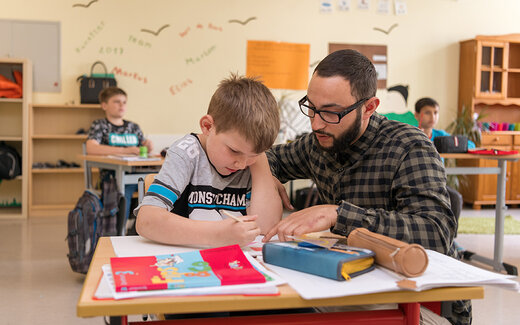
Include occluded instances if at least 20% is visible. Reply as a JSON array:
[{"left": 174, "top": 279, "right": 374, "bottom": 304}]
[{"left": 1, "top": 208, "right": 519, "bottom": 325}]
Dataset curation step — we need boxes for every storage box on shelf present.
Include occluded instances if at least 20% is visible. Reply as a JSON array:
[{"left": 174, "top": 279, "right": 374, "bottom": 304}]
[
  {"left": 0, "top": 58, "right": 31, "bottom": 219},
  {"left": 458, "top": 34, "right": 520, "bottom": 208},
  {"left": 29, "top": 104, "right": 104, "bottom": 217}
]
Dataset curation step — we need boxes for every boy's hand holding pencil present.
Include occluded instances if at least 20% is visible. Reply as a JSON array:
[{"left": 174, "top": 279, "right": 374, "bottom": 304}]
[{"left": 220, "top": 211, "right": 261, "bottom": 246}]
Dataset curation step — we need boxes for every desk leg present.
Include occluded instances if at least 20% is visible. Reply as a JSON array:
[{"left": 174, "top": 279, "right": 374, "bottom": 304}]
[
  {"left": 115, "top": 165, "right": 127, "bottom": 236},
  {"left": 463, "top": 160, "right": 518, "bottom": 275},
  {"left": 115, "top": 165, "right": 125, "bottom": 197},
  {"left": 109, "top": 315, "right": 127, "bottom": 325},
  {"left": 400, "top": 302, "right": 421, "bottom": 325},
  {"left": 494, "top": 159, "right": 507, "bottom": 272}
]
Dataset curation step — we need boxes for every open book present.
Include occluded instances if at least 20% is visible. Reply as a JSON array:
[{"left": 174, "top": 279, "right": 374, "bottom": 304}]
[
  {"left": 96, "top": 251, "right": 285, "bottom": 300},
  {"left": 110, "top": 245, "right": 265, "bottom": 292}
]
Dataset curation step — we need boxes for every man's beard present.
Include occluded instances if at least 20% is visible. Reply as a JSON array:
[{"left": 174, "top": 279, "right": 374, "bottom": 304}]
[{"left": 313, "top": 108, "right": 362, "bottom": 154}]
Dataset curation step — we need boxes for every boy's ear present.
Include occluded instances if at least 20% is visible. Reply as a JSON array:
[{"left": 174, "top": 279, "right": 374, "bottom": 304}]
[
  {"left": 199, "top": 115, "right": 215, "bottom": 134},
  {"left": 100, "top": 101, "right": 108, "bottom": 111},
  {"left": 362, "top": 97, "right": 379, "bottom": 121}
]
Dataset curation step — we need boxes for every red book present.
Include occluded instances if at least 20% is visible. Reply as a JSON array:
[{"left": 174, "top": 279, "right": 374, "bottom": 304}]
[
  {"left": 110, "top": 245, "right": 266, "bottom": 292},
  {"left": 468, "top": 149, "right": 519, "bottom": 156}
]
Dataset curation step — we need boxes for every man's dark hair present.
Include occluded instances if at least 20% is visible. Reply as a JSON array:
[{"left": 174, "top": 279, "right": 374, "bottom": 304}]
[
  {"left": 415, "top": 97, "right": 439, "bottom": 113},
  {"left": 314, "top": 49, "right": 377, "bottom": 101}
]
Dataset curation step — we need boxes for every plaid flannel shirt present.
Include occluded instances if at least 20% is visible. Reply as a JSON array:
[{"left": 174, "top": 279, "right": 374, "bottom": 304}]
[{"left": 267, "top": 113, "right": 471, "bottom": 324}]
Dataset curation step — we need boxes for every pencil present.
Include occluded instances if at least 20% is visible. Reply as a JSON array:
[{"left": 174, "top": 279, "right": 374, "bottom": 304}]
[{"left": 221, "top": 210, "right": 244, "bottom": 223}]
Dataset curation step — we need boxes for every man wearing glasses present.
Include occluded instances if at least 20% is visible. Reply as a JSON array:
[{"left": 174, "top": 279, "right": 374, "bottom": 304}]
[{"left": 264, "top": 50, "right": 470, "bottom": 325}]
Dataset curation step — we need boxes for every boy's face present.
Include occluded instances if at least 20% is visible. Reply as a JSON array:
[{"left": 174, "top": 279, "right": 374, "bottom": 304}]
[
  {"left": 102, "top": 94, "right": 127, "bottom": 120},
  {"left": 415, "top": 105, "right": 439, "bottom": 129},
  {"left": 201, "top": 117, "right": 260, "bottom": 176}
]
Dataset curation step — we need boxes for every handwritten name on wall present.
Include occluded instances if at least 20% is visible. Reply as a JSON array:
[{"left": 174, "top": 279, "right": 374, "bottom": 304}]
[
  {"left": 112, "top": 66, "right": 148, "bottom": 84},
  {"left": 129, "top": 35, "right": 152, "bottom": 48},
  {"left": 179, "top": 23, "right": 223, "bottom": 38},
  {"left": 169, "top": 78, "right": 193, "bottom": 96},
  {"left": 76, "top": 21, "right": 105, "bottom": 53},
  {"left": 185, "top": 45, "right": 216, "bottom": 65}
]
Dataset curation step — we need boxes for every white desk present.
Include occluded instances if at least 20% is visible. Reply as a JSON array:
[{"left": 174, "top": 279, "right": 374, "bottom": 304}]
[
  {"left": 441, "top": 153, "right": 520, "bottom": 275},
  {"left": 80, "top": 155, "right": 163, "bottom": 235},
  {"left": 80, "top": 155, "right": 163, "bottom": 195}
]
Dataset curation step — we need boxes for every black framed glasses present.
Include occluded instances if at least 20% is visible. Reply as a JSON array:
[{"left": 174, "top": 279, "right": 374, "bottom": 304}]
[{"left": 298, "top": 95, "right": 369, "bottom": 124}]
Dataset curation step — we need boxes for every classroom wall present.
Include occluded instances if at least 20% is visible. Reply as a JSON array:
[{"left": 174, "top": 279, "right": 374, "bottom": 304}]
[{"left": 2, "top": 0, "right": 520, "bottom": 138}]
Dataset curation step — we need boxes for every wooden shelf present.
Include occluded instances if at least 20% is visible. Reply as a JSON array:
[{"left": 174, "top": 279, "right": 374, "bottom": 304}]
[
  {"left": 29, "top": 103, "right": 105, "bottom": 217},
  {"left": 32, "top": 134, "right": 87, "bottom": 140},
  {"left": 29, "top": 204, "right": 75, "bottom": 218},
  {"left": 473, "top": 98, "right": 520, "bottom": 106},
  {"left": 0, "top": 58, "right": 30, "bottom": 219},
  {"left": 0, "top": 98, "right": 23, "bottom": 103},
  {"left": 32, "top": 168, "right": 84, "bottom": 174},
  {"left": 32, "top": 104, "right": 101, "bottom": 109},
  {"left": 0, "top": 136, "right": 23, "bottom": 141},
  {"left": 0, "top": 207, "right": 23, "bottom": 219}
]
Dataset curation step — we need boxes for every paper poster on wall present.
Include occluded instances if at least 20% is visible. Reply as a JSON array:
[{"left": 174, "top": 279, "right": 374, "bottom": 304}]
[
  {"left": 329, "top": 43, "right": 387, "bottom": 88},
  {"left": 377, "top": 0, "right": 390, "bottom": 14},
  {"left": 394, "top": 0, "right": 407, "bottom": 15},
  {"left": 246, "top": 40, "right": 310, "bottom": 90},
  {"left": 374, "top": 63, "right": 387, "bottom": 80},
  {"left": 338, "top": 0, "right": 351, "bottom": 11}
]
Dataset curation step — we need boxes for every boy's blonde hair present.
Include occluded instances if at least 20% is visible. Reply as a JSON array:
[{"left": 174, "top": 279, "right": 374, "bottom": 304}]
[{"left": 208, "top": 74, "right": 280, "bottom": 153}]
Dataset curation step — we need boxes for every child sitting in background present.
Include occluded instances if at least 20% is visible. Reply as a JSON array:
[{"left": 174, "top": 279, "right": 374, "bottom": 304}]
[
  {"left": 135, "top": 74, "right": 282, "bottom": 247},
  {"left": 86, "top": 87, "right": 154, "bottom": 231},
  {"left": 414, "top": 97, "right": 475, "bottom": 149},
  {"left": 414, "top": 97, "right": 475, "bottom": 243}
]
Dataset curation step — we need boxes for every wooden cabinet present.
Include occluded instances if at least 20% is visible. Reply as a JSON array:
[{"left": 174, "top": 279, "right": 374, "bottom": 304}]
[
  {"left": 0, "top": 58, "right": 31, "bottom": 219},
  {"left": 457, "top": 132, "right": 520, "bottom": 208},
  {"left": 29, "top": 104, "right": 104, "bottom": 217},
  {"left": 458, "top": 34, "right": 520, "bottom": 208},
  {"left": 459, "top": 34, "right": 520, "bottom": 124}
]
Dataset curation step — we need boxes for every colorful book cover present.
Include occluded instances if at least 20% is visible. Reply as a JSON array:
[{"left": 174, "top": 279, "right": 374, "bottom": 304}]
[
  {"left": 263, "top": 242, "right": 375, "bottom": 281},
  {"left": 110, "top": 245, "right": 266, "bottom": 292}
]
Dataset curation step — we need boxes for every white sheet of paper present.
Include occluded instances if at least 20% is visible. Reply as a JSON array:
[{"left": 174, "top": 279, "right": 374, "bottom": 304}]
[
  {"left": 110, "top": 236, "right": 203, "bottom": 257},
  {"left": 111, "top": 235, "right": 279, "bottom": 258}
]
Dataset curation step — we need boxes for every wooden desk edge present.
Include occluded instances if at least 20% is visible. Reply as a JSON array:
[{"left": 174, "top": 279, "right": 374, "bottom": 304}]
[
  {"left": 77, "top": 237, "right": 484, "bottom": 318},
  {"left": 440, "top": 153, "right": 520, "bottom": 161}
]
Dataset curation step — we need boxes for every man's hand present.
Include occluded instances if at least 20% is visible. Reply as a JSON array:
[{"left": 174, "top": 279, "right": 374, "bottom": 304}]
[
  {"left": 263, "top": 204, "right": 338, "bottom": 242},
  {"left": 273, "top": 176, "right": 294, "bottom": 211}
]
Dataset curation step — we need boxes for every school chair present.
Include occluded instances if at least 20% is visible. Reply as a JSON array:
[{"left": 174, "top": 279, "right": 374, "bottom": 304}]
[{"left": 137, "top": 173, "right": 157, "bottom": 203}]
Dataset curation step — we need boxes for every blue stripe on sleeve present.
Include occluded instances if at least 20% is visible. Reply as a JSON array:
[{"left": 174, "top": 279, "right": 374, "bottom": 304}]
[{"left": 148, "top": 184, "right": 178, "bottom": 204}]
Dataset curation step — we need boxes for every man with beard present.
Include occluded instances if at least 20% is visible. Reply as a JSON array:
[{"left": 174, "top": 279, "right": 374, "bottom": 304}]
[{"left": 263, "top": 50, "right": 470, "bottom": 325}]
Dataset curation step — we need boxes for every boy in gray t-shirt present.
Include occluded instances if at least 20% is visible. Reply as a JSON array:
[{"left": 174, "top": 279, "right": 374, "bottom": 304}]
[{"left": 135, "top": 74, "right": 282, "bottom": 247}]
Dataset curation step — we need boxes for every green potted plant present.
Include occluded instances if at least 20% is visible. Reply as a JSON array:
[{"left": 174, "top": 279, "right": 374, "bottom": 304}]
[{"left": 444, "top": 106, "right": 485, "bottom": 189}]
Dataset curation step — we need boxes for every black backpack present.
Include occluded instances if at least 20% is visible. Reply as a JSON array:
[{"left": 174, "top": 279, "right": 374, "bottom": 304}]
[
  {"left": 0, "top": 141, "right": 22, "bottom": 180},
  {"left": 66, "top": 175, "right": 125, "bottom": 274}
]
